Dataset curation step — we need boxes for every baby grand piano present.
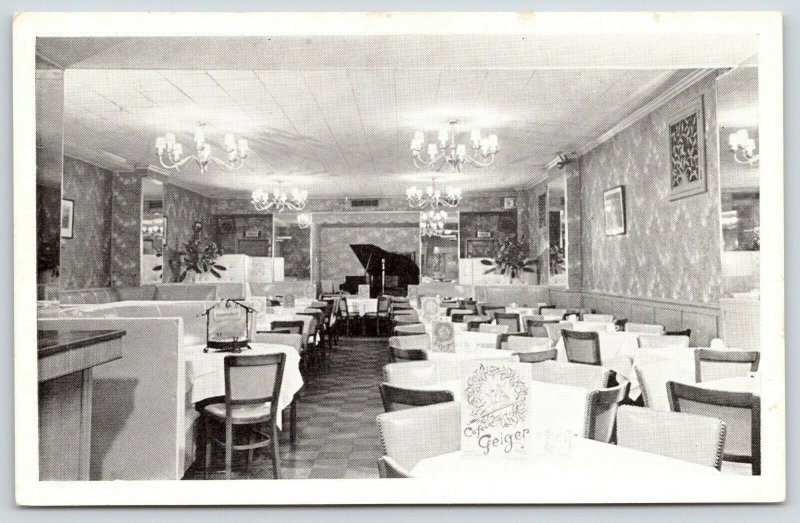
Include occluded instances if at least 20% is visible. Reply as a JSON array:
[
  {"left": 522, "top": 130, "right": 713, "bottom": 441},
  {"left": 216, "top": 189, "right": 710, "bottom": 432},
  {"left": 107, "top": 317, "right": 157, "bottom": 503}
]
[{"left": 341, "top": 244, "right": 420, "bottom": 297}]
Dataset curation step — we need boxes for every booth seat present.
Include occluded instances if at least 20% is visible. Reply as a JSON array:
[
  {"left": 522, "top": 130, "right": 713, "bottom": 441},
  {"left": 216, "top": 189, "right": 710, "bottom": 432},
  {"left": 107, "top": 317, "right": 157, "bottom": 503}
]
[
  {"left": 56, "top": 281, "right": 250, "bottom": 305},
  {"left": 38, "top": 316, "right": 187, "bottom": 481},
  {"left": 250, "top": 280, "right": 319, "bottom": 300},
  {"left": 473, "top": 284, "right": 551, "bottom": 307},
  {"left": 407, "top": 282, "right": 474, "bottom": 299}
]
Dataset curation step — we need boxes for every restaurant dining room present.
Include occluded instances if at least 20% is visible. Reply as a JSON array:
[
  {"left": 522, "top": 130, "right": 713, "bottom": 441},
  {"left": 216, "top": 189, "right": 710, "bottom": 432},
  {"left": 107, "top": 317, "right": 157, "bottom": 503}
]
[{"left": 29, "top": 28, "right": 772, "bottom": 490}]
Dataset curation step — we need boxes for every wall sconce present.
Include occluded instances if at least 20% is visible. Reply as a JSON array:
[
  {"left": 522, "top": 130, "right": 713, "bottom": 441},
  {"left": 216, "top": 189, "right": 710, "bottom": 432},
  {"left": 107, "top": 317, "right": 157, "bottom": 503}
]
[{"left": 728, "top": 128, "right": 759, "bottom": 166}]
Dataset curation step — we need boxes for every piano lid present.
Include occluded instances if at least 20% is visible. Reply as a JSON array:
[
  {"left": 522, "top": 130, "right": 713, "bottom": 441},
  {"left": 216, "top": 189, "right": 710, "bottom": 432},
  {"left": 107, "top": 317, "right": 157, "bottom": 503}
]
[{"left": 349, "top": 244, "right": 390, "bottom": 273}]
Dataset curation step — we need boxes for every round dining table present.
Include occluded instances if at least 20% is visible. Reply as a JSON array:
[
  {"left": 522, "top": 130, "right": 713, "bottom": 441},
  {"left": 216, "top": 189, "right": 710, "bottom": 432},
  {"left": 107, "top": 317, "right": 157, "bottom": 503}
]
[{"left": 411, "top": 439, "right": 720, "bottom": 479}]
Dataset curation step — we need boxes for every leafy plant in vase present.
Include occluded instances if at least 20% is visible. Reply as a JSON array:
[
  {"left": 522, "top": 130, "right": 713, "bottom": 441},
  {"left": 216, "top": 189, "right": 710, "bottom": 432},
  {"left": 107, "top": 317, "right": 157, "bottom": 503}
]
[
  {"left": 480, "top": 235, "right": 537, "bottom": 284},
  {"left": 153, "top": 222, "right": 227, "bottom": 282}
]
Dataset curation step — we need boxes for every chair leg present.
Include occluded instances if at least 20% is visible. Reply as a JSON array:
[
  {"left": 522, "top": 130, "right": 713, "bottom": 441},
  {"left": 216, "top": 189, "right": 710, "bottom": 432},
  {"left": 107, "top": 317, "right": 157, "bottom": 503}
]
[
  {"left": 247, "top": 430, "right": 255, "bottom": 469},
  {"left": 271, "top": 423, "right": 281, "bottom": 479},
  {"left": 224, "top": 423, "right": 233, "bottom": 480},
  {"left": 203, "top": 416, "right": 212, "bottom": 480},
  {"left": 290, "top": 400, "right": 297, "bottom": 448}
]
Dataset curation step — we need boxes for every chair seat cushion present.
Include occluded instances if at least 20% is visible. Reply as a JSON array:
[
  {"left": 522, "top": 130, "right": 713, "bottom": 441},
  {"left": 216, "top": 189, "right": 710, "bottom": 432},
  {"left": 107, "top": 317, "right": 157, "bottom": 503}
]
[{"left": 203, "top": 401, "right": 274, "bottom": 423}]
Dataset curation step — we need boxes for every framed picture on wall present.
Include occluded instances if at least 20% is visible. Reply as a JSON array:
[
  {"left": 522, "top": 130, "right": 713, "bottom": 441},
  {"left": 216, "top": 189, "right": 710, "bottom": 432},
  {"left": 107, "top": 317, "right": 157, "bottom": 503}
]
[
  {"left": 603, "top": 186, "right": 626, "bottom": 236},
  {"left": 668, "top": 96, "right": 707, "bottom": 200},
  {"left": 60, "top": 198, "right": 74, "bottom": 239},
  {"left": 503, "top": 197, "right": 517, "bottom": 209}
]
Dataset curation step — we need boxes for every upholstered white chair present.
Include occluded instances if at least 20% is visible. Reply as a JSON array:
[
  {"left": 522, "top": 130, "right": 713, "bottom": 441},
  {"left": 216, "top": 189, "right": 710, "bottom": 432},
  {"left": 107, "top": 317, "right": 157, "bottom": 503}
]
[
  {"left": 376, "top": 402, "right": 460, "bottom": 472},
  {"left": 616, "top": 405, "right": 726, "bottom": 470},
  {"left": 383, "top": 361, "right": 437, "bottom": 387},
  {"left": 584, "top": 380, "right": 630, "bottom": 443},
  {"left": 633, "top": 359, "right": 694, "bottom": 411},
  {"left": 694, "top": 349, "right": 760, "bottom": 382},
  {"left": 582, "top": 313, "right": 614, "bottom": 323},
  {"left": 478, "top": 323, "right": 510, "bottom": 334},
  {"left": 507, "top": 335, "right": 551, "bottom": 353},
  {"left": 625, "top": 322, "right": 665, "bottom": 335},
  {"left": 528, "top": 360, "right": 611, "bottom": 390},
  {"left": 638, "top": 335, "right": 691, "bottom": 349}
]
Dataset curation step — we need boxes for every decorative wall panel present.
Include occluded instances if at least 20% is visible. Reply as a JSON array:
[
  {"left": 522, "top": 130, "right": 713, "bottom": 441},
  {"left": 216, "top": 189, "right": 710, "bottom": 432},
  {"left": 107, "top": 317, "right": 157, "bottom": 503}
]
[
  {"left": 318, "top": 223, "right": 419, "bottom": 286},
  {"left": 60, "top": 156, "right": 113, "bottom": 290},
  {"left": 110, "top": 171, "right": 143, "bottom": 287},
  {"left": 579, "top": 75, "right": 722, "bottom": 304}
]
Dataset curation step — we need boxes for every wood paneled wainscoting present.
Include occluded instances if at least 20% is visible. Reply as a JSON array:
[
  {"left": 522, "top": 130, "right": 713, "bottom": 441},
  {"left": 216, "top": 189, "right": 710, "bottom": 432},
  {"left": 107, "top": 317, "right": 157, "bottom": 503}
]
[{"left": 549, "top": 288, "right": 721, "bottom": 346}]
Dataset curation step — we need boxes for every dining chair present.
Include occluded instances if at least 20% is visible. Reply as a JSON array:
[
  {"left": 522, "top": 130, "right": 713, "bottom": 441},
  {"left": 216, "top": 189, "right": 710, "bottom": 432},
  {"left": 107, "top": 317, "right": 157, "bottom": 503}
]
[
  {"left": 695, "top": 349, "right": 760, "bottom": 383},
  {"left": 376, "top": 401, "right": 461, "bottom": 472},
  {"left": 295, "top": 311, "right": 325, "bottom": 368},
  {"left": 393, "top": 323, "right": 427, "bottom": 336},
  {"left": 449, "top": 309, "right": 476, "bottom": 323},
  {"left": 383, "top": 361, "right": 437, "bottom": 387},
  {"left": 666, "top": 328, "right": 692, "bottom": 338},
  {"left": 379, "top": 383, "right": 455, "bottom": 412},
  {"left": 269, "top": 320, "right": 305, "bottom": 335},
  {"left": 541, "top": 308, "right": 567, "bottom": 319},
  {"left": 562, "top": 329, "right": 602, "bottom": 365},
  {"left": 525, "top": 317, "right": 559, "bottom": 338},
  {"left": 624, "top": 322, "right": 665, "bottom": 335},
  {"left": 528, "top": 360, "right": 611, "bottom": 390},
  {"left": 251, "top": 332, "right": 302, "bottom": 445},
  {"left": 389, "top": 335, "right": 430, "bottom": 363},
  {"left": 516, "top": 348, "right": 558, "bottom": 363},
  {"left": 478, "top": 323, "right": 510, "bottom": 334},
  {"left": 582, "top": 313, "right": 614, "bottom": 323},
  {"left": 478, "top": 305, "right": 506, "bottom": 318},
  {"left": 633, "top": 359, "right": 694, "bottom": 411},
  {"left": 638, "top": 335, "right": 691, "bottom": 349},
  {"left": 494, "top": 332, "right": 530, "bottom": 350},
  {"left": 320, "top": 280, "right": 335, "bottom": 294},
  {"left": 616, "top": 405, "right": 726, "bottom": 470},
  {"left": 201, "top": 353, "right": 286, "bottom": 479},
  {"left": 337, "top": 296, "right": 353, "bottom": 337},
  {"left": 584, "top": 379, "right": 630, "bottom": 443},
  {"left": 364, "top": 296, "right": 392, "bottom": 336},
  {"left": 537, "top": 304, "right": 554, "bottom": 314},
  {"left": 494, "top": 312, "right": 522, "bottom": 332},
  {"left": 667, "top": 381, "right": 760, "bottom": 475},
  {"left": 377, "top": 455, "right": 412, "bottom": 478},
  {"left": 507, "top": 335, "right": 551, "bottom": 353},
  {"left": 544, "top": 322, "right": 571, "bottom": 347},
  {"left": 311, "top": 300, "right": 335, "bottom": 351}
]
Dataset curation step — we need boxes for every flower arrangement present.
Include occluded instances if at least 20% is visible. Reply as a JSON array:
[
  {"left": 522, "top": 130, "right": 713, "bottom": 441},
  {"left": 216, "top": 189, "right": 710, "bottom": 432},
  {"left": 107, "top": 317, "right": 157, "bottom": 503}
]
[
  {"left": 480, "top": 234, "right": 537, "bottom": 282},
  {"left": 154, "top": 222, "right": 226, "bottom": 281}
]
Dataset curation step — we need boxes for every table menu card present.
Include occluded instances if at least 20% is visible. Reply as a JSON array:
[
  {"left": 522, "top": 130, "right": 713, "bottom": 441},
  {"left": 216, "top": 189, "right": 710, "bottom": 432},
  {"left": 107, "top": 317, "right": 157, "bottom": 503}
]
[
  {"left": 461, "top": 361, "right": 533, "bottom": 459},
  {"left": 431, "top": 321, "right": 456, "bottom": 353}
]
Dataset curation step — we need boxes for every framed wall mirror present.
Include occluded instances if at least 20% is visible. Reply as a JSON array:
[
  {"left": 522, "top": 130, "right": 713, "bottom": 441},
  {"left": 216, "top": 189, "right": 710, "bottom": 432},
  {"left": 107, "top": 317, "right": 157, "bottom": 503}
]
[
  {"left": 548, "top": 172, "right": 568, "bottom": 287},
  {"left": 419, "top": 211, "right": 459, "bottom": 282}
]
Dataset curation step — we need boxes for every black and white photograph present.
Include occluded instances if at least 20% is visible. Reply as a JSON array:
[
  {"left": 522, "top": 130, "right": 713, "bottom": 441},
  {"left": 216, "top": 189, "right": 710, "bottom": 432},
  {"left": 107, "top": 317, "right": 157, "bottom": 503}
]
[{"left": 13, "top": 11, "right": 784, "bottom": 506}]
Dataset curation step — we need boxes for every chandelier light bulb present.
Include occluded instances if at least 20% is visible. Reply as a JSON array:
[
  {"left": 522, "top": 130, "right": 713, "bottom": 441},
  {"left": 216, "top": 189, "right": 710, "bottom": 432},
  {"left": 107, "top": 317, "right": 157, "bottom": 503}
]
[
  {"left": 194, "top": 127, "right": 205, "bottom": 146},
  {"left": 155, "top": 127, "right": 248, "bottom": 174}
]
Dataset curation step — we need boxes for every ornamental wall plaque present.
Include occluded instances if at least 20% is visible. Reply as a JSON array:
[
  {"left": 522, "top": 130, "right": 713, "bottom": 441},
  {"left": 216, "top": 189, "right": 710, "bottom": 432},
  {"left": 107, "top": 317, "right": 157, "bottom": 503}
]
[{"left": 667, "top": 96, "right": 707, "bottom": 201}]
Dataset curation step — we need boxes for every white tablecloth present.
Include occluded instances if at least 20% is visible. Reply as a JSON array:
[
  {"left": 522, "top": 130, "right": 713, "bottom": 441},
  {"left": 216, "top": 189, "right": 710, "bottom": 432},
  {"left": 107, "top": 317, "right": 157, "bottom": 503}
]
[
  {"left": 345, "top": 297, "right": 378, "bottom": 316},
  {"left": 410, "top": 440, "right": 719, "bottom": 479},
  {"left": 183, "top": 342, "right": 304, "bottom": 429}
]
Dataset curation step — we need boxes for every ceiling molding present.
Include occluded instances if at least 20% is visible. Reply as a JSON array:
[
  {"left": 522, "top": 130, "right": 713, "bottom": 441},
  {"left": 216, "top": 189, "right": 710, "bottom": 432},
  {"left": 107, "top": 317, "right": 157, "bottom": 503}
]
[
  {"left": 35, "top": 51, "right": 64, "bottom": 70},
  {"left": 574, "top": 68, "right": 720, "bottom": 158},
  {"left": 63, "top": 143, "right": 135, "bottom": 173}
]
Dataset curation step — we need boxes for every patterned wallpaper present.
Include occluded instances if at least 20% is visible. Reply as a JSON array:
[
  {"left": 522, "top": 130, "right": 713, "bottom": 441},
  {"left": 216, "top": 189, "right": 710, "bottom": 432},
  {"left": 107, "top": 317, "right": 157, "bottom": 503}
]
[
  {"left": 110, "top": 171, "right": 143, "bottom": 287},
  {"left": 517, "top": 182, "right": 549, "bottom": 285},
  {"left": 37, "top": 184, "right": 61, "bottom": 283},
  {"left": 318, "top": 223, "right": 419, "bottom": 284},
  {"left": 60, "top": 156, "right": 113, "bottom": 290},
  {"left": 163, "top": 183, "right": 214, "bottom": 282},
  {"left": 579, "top": 75, "right": 722, "bottom": 304}
]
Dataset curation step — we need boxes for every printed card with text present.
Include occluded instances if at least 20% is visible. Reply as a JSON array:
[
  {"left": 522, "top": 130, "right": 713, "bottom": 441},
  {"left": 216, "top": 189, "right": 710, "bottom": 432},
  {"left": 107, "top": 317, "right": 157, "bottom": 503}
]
[
  {"left": 461, "top": 361, "right": 533, "bottom": 459},
  {"left": 431, "top": 321, "right": 456, "bottom": 352},
  {"left": 208, "top": 305, "right": 248, "bottom": 341},
  {"left": 420, "top": 296, "right": 439, "bottom": 322}
]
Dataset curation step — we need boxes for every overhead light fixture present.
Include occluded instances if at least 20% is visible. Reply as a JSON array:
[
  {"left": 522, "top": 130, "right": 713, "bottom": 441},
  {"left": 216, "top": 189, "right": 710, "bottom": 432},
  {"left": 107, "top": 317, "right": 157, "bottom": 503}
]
[
  {"left": 411, "top": 119, "right": 498, "bottom": 172},
  {"left": 406, "top": 176, "right": 462, "bottom": 209},
  {"left": 728, "top": 128, "right": 759, "bottom": 165},
  {"left": 155, "top": 122, "right": 248, "bottom": 174},
  {"left": 419, "top": 210, "right": 451, "bottom": 237},
  {"left": 252, "top": 182, "right": 309, "bottom": 212}
]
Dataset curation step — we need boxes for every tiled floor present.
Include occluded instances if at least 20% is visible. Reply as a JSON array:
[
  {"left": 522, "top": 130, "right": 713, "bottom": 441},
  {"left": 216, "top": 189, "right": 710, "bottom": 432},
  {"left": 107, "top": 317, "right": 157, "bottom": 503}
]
[{"left": 185, "top": 336, "right": 389, "bottom": 480}]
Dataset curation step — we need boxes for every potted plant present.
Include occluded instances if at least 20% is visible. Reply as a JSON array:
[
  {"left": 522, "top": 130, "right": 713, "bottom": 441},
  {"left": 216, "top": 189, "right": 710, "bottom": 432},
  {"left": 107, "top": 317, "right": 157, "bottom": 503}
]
[
  {"left": 480, "top": 235, "right": 537, "bottom": 284},
  {"left": 154, "top": 222, "right": 227, "bottom": 282}
]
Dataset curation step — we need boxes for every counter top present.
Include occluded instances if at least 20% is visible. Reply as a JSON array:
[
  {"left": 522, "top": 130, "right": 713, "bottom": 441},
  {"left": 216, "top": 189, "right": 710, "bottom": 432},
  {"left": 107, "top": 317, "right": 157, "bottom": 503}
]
[{"left": 38, "top": 329, "right": 126, "bottom": 359}]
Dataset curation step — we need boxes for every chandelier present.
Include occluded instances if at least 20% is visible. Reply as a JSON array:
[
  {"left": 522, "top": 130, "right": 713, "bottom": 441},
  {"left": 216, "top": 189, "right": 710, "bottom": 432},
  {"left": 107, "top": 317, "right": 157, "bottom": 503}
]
[
  {"left": 420, "top": 210, "right": 450, "bottom": 237},
  {"left": 252, "top": 183, "right": 309, "bottom": 212},
  {"left": 728, "top": 128, "right": 759, "bottom": 165},
  {"left": 406, "top": 177, "right": 462, "bottom": 209},
  {"left": 297, "top": 213, "right": 312, "bottom": 229},
  {"left": 410, "top": 119, "right": 498, "bottom": 172},
  {"left": 155, "top": 123, "right": 248, "bottom": 174}
]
